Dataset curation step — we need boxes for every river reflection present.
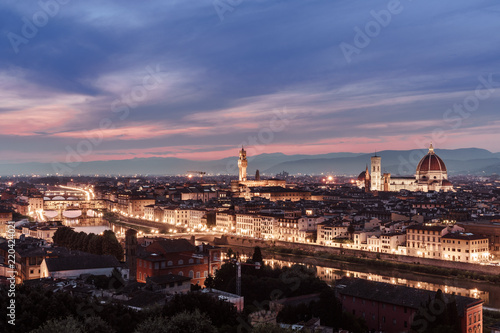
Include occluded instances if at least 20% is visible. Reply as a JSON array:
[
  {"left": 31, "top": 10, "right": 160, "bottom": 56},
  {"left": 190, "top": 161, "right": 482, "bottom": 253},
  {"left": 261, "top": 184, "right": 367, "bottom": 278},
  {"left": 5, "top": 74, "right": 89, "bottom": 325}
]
[
  {"left": 62, "top": 217, "right": 110, "bottom": 234},
  {"left": 264, "top": 257, "right": 497, "bottom": 309}
]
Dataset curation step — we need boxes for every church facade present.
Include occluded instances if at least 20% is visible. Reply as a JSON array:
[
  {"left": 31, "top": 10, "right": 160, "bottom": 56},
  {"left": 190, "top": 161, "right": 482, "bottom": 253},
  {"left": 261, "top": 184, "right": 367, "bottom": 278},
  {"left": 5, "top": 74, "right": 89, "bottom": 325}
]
[{"left": 356, "top": 144, "right": 454, "bottom": 192}]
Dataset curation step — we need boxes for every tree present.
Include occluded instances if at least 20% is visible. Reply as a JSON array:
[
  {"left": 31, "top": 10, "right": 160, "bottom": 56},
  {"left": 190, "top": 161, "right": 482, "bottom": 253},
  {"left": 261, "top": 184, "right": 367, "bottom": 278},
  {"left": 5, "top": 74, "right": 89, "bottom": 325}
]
[
  {"left": 30, "top": 316, "right": 86, "bottom": 333},
  {"left": 88, "top": 234, "right": 103, "bottom": 255},
  {"left": 75, "top": 232, "right": 88, "bottom": 251},
  {"left": 252, "top": 323, "right": 294, "bottom": 333},
  {"left": 164, "top": 310, "right": 217, "bottom": 333},
  {"left": 163, "top": 292, "right": 239, "bottom": 329},
  {"left": 252, "top": 246, "right": 263, "bottom": 263},
  {"left": 83, "top": 316, "right": 116, "bottom": 333},
  {"left": 347, "top": 224, "right": 355, "bottom": 240},
  {"left": 102, "top": 230, "right": 124, "bottom": 261},
  {"left": 52, "top": 226, "right": 73, "bottom": 247},
  {"left": 133, "top": 316, "right": 169, "bottom": 333},
  {"left": 204, "top": 273, "right": 215, "bottom": 291}
]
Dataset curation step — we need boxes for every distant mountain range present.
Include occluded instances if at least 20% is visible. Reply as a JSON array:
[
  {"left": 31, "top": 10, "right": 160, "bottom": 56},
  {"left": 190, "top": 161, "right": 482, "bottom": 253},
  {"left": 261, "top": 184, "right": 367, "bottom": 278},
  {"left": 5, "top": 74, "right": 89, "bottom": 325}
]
[{"left": 1, "top": 148, "right": 499, "bottom": 176}]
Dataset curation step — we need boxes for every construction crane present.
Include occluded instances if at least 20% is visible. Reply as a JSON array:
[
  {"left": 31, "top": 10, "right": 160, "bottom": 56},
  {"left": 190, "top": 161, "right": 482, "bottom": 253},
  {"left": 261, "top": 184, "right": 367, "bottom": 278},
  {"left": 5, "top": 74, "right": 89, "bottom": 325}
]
[{"left": 186, "top": 171, "right": 207, "bottom": 182}]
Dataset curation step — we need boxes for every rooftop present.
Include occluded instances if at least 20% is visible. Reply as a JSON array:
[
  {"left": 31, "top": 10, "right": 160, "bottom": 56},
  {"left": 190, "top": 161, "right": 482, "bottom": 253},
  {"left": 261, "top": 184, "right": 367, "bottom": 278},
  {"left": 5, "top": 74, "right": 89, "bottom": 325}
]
[{"left": 336, "top": 277, "right": 482, "bottom": 315}]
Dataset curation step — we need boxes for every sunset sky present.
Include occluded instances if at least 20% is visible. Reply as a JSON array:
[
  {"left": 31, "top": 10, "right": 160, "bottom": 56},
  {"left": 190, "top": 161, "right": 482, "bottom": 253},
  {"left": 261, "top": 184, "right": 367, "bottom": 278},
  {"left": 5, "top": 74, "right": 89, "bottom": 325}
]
[{"left": 1, "top": 0, "right": 499, "bottom": 164}]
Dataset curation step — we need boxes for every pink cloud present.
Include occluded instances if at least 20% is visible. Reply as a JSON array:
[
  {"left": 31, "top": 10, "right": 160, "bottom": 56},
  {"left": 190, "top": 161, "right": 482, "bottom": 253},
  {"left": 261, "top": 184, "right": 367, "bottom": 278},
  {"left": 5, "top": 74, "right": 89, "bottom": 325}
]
[
  {"left": 52, "top": 124, "right": 212, "bottom": 140},
  {"left": 0, "top": 106, "right": 79, "bottom": 136}
]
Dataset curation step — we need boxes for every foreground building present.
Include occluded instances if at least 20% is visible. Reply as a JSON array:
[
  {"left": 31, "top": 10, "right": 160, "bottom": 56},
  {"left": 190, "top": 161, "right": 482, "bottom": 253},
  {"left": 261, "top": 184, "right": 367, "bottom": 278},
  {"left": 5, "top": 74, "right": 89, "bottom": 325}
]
[
  {"left": 337, "top": 277, "right": 483, "bottom": 333},
  {"left": 136, "top": 239, "right": 222, "bottom": 286}
]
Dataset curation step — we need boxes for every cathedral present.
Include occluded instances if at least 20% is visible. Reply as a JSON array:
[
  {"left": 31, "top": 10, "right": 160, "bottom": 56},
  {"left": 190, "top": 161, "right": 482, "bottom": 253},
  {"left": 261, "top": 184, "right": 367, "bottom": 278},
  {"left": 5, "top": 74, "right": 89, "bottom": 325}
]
[{"left": 356, "top": 144, "right": 454, "bottom": 192}]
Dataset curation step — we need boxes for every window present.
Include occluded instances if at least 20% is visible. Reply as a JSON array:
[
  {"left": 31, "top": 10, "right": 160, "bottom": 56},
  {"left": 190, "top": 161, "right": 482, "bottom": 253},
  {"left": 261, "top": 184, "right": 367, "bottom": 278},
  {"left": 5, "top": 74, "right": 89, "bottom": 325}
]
[
  {"left": 189, "top": 258, "right": 194, "bottom": 264},
  {"left": 149, "top": 262, "right": 152, "bottom": 269},
  {"left": 196, "top": 272, "right": 200, "bottom": 278},
  {"left": 189, "top": 270, "right": 194, "bottom": 278},
  {"left": 178, "top": 271, "right": 184, "bottom": 276},
  {"left": 168, "top": 261, "right": 173, "bottom": 266},
  {"left": 178, "top": 259, "right": 183, "bottom": 265}
]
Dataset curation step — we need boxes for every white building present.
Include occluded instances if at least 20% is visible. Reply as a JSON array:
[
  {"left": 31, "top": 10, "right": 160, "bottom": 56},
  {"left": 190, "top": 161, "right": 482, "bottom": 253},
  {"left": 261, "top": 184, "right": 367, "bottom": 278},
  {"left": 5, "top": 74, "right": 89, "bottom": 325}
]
[
  {"left": 298, "top": 216, "right": 325, "bottom": 232},
  {"left": 357, "top": 144, "right": 454, "bottom": 192},
  {"left": 380, "top": 233, "right": 406, "bottom": 254},
  {"left": 405, "top": 224, "right": 464, "bottom": 259},
  {"left": 317, "top": 220, "right": 349, "bottom": 245},
  {"left": 441, "top": 233, "right": 489, "bottom": 263},
  {"left": 216, "top": 211, "right": 236, "bottom": 233}
]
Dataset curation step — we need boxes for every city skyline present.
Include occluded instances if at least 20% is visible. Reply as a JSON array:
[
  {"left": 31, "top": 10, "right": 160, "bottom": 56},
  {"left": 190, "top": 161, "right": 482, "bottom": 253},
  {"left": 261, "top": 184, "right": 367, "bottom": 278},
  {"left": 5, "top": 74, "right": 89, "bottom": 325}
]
[{"left": 1, "top": 1, "right": 500, "bottom": 166}]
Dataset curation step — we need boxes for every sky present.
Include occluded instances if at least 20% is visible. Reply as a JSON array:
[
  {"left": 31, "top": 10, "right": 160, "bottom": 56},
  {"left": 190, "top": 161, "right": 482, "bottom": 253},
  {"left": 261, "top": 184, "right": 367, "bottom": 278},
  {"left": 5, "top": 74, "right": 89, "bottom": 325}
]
[{"left": 1, "top": 0, "right": 500, "bottom": 165}]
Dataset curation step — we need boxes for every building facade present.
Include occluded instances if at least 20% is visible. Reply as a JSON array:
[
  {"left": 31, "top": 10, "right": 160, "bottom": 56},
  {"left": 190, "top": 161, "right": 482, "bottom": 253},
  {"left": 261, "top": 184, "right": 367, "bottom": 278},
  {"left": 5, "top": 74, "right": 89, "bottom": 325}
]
[{"left": 357, "top": 144, "right": 454, "bottom": 192}]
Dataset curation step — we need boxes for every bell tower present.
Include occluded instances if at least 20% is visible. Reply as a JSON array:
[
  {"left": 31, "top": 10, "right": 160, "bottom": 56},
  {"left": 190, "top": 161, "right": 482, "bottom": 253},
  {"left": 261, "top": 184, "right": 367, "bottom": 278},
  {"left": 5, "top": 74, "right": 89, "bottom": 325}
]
[
  {"left": 238, "top": 146, "right": 248, "bottom": 181},
  {"left": 370, "top": 153, "right": 382, "bottom": 191}
]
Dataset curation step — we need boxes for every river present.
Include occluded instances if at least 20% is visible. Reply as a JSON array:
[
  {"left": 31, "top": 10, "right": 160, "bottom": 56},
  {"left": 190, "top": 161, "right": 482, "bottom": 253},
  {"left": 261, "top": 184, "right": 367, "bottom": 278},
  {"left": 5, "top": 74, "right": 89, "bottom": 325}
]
[{"left": 261, "top": 253, "right": 500, "bottom": 310}]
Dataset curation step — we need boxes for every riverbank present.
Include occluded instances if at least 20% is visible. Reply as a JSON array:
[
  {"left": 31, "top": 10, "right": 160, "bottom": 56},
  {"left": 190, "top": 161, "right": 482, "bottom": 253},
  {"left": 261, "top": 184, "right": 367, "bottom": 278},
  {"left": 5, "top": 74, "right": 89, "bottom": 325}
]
[
  {"left": 219, "top": 235, "right": 500, "bottom": 277},
  {"left": 264, "top": 246, "right": 500, "bottom": 284}
]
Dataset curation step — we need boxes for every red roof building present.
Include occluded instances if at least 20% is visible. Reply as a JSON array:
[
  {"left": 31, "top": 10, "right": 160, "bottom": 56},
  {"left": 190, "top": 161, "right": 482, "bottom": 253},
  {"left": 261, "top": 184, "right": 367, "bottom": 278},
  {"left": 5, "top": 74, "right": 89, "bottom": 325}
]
[{"left": 136, "top": 238, "right": 222, "bottom": 286}]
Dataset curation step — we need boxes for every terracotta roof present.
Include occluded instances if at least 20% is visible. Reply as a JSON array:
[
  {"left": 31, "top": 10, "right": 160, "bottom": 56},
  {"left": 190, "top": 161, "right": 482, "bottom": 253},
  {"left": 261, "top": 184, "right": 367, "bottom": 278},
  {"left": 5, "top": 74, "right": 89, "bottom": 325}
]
[
  {"left": 405, "top": 225, "right": 446, "bottom": 232},
  {"left": 147, "top": 239, "right": 196, "bottom": 254},
  {"left": 442, "top": 233, "right": 487, "bottom": 241},
  {"left": 336, "top": 277, "right": 482, "bottom": 315},
  {"left": 44, "top": 254, "right": 120, "bottom": 272},
  {"left": 417, "top": 152, "right": 447, "bottom": 173}
]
